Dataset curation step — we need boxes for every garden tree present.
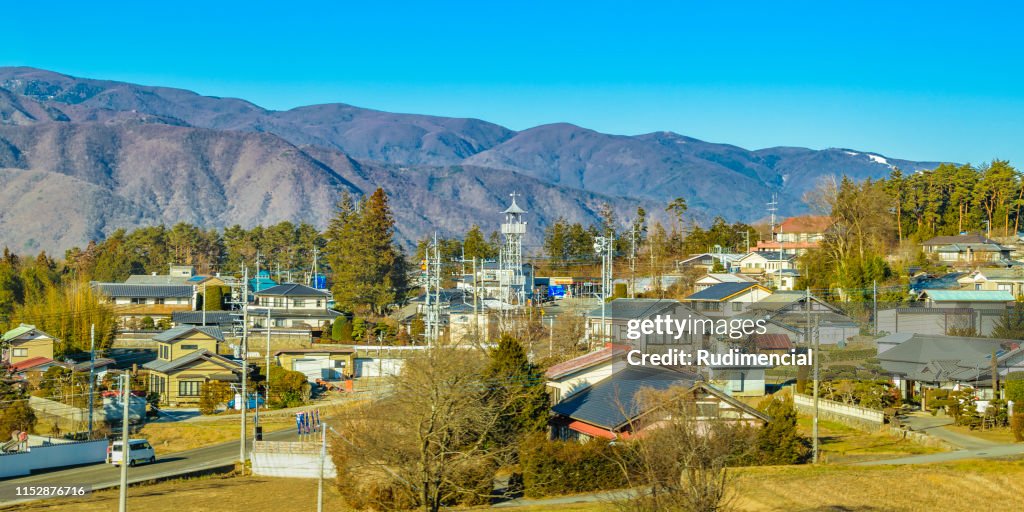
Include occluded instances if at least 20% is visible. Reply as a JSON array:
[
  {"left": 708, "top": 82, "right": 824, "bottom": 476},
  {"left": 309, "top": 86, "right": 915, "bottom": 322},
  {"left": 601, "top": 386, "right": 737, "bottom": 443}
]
[
  {"left": 666, "top": 196, "right": 688, "bottom": 227},
  {"left": 0, "top": 252, "right": 24, "bottom": 317},
  {"left": 542, "top": 217, "right": 572, "bottom": 266},
  {"left": 325, "top": 188, "right": 408, "bottom": 314},
  {"left": 992, "top": 302, "right": 1024, "bottom": 340},
  {"left": 332, "top": 316, "right": 353, "bottom": 342},
  {"left": 613, "top": 387, "right": 757, "bottom": 512},
  {"left": 0, "top": 377, "right": 36, "bottom": 434},
  {"left": 10, "top": 279, "right": 116, "bottom": 356},
  {"left": 974, "top": 160, "right": 1019, "bottom": 237},
  {"left": 482, "top": 335, "right": 549, "bottom": 451},
  {"left": 198, "top": 381, "right": 232, "bottom": 415},
  {"left": 753, "top": 395, "right": 810, "bottom": 465},
  {"left": 140, "top": 316, "right": 155, "bottom": 329},
  {"left": 332, "top": 347, "right": 537, "bottom": 511},
  {"left": 800, "top": 176, "right": 895, "bottom": 297},
  {"left": 462, "top": 224, "right": 498, "bottom": 260},
  {"left": 202, "top": 285, "right": 224, "bottom": 311},
  {"left": 267, "top": 365, "right": 310, "bottom": 408},
  {"left": 682, "top": 217, "right": 759, "bottom": 254}
]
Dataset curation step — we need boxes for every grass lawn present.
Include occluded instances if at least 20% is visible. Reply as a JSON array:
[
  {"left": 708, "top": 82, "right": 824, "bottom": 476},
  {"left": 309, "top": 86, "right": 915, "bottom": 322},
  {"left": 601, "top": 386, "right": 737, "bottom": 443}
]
[
  {"left": 943, "top": 425, "right": 1018, "bottom": 445},
  {"left": 796, "top": 416, "right": 944, "bottom": 463},
  {"left": 731, "top": 460, "right": 1024, "bottom": 511},
  {"left": 137, "top": 416, "right": 294, "bottom": 454},
  {"left": 10, "top": 461, "right": 1023, "bottom": 512}
]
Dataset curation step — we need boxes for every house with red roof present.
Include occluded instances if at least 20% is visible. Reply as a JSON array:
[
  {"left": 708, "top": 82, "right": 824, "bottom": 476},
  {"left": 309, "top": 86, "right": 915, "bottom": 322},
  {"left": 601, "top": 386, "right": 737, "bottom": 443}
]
[{"left": 755, "top": 215, "right": 833, "bottom": 255}]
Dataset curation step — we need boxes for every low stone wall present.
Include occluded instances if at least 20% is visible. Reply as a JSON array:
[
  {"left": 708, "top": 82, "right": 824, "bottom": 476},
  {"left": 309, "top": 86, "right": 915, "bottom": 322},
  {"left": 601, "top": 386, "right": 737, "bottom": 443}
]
[{"left": 793, "top": 393, "right": 885, "bottom": 431}]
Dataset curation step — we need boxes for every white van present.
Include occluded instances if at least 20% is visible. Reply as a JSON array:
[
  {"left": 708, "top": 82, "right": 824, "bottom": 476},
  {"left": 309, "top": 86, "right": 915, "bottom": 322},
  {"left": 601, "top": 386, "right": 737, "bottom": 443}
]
[{"left": 108, "top": 439, "right": 156, "bottom": 467}]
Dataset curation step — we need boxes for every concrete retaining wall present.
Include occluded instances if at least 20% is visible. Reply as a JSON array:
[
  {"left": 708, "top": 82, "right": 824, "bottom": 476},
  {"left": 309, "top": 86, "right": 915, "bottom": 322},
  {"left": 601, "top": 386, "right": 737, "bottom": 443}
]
[
  {"left": 0, "top": 439, "right": 107, "bottom": 478},
  {"left": 794, "top": 393, "right": 885, "bottom": 431},
  {"left": 251, "top": 441, "right": 336, "bottom": 479}
]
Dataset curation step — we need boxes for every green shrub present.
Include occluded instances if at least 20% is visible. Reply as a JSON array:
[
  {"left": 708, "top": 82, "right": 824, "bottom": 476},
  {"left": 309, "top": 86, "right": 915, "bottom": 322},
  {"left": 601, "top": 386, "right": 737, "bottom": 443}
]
[
  {"left": 1005, "top": 379, "right": 1024, "bottom": 404},
  {"left": 140, "top": 316, "right": 155, "bottom": 329},
  {"left": 1011, "top": 413, "right": 1024, "bottom": 442},
  {"left": 519, "top": 432, "right": 627, "bottom": 498}
]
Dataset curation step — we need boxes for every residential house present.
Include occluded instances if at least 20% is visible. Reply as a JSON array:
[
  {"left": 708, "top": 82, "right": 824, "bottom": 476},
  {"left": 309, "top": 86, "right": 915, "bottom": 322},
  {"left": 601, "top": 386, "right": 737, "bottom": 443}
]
[
  {"left": 123, "top": 265, "right": 196, "bottom": 285},
  {"left": 549, "top": 365, "right": 770, "bottom": 441},
  {"left": 921, "top": 234, "right": 1013, "bottom": 264},
  {"left": 750, "top": 333, "right": 794, "bottom": 354},
  {"left": 544, "top": 343, "right": 629, "bottom": 405},
  {"left": 681, "top": 282, "right": 773, "bottom": 318},
  {"left": 966, "top": 267, "right": 1024, "bottom": 297},
  {"left": 1, "top": 324, "right": 56, "bottom": 366},
  {"left": 142, "top": 326, "right": 243, "bottom": 407},
  {"left": 694, "top": 273, "right": 757, "bottom": 292},
  {"left": 705, "top": 362, "right": 769, "bottom": 397},
  {"left": 447, "top": 302, "right": 495, "bottom": 344},
  {"left": 251, "top": 283, "right": 341, "bottom": 330},
  {"left": 913, "top": 289, "right": 1015, "bottom": 336},
  {"left": 675, "top": 252, "right": 744, "bottom": 272},
  {"left": 736, "top": 251, "right": 797, "bottom": 277},
  {"left": 9, "top": 357, "right": 64, "bottom": 384},
  {"left": 755, "top": 215, "right": 833, "bottom": 255},
  {"left": 94, "top": 283, "right": 196, "bottom": 328},
  {"left": 274, "top": 347, "right": 355, "bottom": 382},
  {"left": 876, "top": 333, "right": 1024, "bottom": 400},
  {"left": 172, "top": 310, "right": 237, "bottom": 329},
  {"left": 749, "top": 291, "right": 859, "bottom": 345},
  {"left": 586, "top": 298, "right": 712, "bottom": 353}
]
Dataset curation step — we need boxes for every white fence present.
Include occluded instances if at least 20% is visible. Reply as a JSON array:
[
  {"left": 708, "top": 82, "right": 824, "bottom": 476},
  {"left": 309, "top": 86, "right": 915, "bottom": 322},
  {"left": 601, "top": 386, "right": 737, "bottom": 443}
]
[
  {"left": 0, "top": 439, "right": 107, "bottom": 478},
  {"left": 251, "top": 441, "right": 336, "bottom": 479},
  {"left": 793, "top": 393, "right": 885, "bottom": 430}
]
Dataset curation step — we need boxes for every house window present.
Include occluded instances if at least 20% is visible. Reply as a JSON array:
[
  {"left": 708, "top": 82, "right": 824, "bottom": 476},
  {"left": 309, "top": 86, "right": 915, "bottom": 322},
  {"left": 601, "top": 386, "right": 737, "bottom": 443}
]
[
  {"left": 159, "top": 344, "right": 170, "bottom": 360},
  {"left": 178, "top": 381, "right": 202, "bottom": 397},
  {"left": 316, "top": 300, "right": 322, "bottom": 308},
  {"left": 294, "top": 299, "right": 306, "bottom": 308},
  {"left": 997, "top": 284, "right": 1012, "bottom": 292},
  {"left": 12, "top": 348, "right": 27, "bottom": 357},
  {"left": 273, "top": 298, "right": 284, "bottom": 308},
  {"left": 180, "top": 344, "right": 199, "bottom": 350},
  {"left": 732, "top": 302, "right": 744, "bottom": 312},
  {"left": 154, "top": 298, "right": 165, "bottom": 305},
  {"left": 131, "top": 297, "right": 146, "bottom": 304}
]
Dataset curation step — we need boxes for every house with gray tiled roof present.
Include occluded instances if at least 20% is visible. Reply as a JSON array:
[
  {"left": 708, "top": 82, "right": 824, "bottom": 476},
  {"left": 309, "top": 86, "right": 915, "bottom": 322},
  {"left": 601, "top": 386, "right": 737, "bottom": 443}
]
[
  {"left": 94, "top": 282, "right": 196, "bottom": 328},
  {"left": 922, "top": 234, "right": 1012, "bottom": 263},
  {"left": 876, "top": 333, "right": 1024, "bottom": 400},
  {"left": 585, "top": 298, "right": 712, "bottom": 353},
  {"left": 548, "top": 365, "right": 770, "bottom": 441},
  {"left": 251, "top": 283, "right": 342, "bottom": 331},
  {"left": 142, "top": 325, "right": 242, "bottom": 407}
]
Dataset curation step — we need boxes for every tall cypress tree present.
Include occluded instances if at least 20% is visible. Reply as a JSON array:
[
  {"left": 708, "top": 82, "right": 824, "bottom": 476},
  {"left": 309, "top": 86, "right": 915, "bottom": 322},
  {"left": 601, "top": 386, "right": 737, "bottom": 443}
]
[{"left": 326, "top": 188, "right": 407, "bottom": 315}]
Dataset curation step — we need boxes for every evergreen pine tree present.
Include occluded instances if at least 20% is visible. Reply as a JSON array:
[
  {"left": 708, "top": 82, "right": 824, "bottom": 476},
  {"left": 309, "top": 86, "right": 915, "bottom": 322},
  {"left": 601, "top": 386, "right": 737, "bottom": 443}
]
[{"left": 483, "top": 334, "right": 549, "bottom": 447}]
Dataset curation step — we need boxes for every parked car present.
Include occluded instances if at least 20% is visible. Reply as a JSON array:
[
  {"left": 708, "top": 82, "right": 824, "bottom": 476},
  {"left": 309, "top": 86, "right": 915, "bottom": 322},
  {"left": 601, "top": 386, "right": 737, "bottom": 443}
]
[
  {"left": 228, "top": 393, "right": 265, "bottom": 410},
  {"left": 108, "top": 439, "right": 156, "bottom": 467}
]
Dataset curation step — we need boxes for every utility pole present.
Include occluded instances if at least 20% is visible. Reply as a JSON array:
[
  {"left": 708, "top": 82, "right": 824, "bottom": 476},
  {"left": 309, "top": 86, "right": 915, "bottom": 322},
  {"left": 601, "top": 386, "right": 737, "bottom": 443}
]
[
  {"left": 812, "top": 313, "right": 820, "bottom": 464},
  {"left": 767, "top": 194, "right": 778, "bottom": 238},
  {"left": 202, "top": 282, "right": 207, "bottom": 326},
  {"left": 472, "top": 257, "right": 479, "bottom": 343},
  {"left": 88, "top": 323, "right": 95, "bottom": 437},
  {"left": 317, "top": 423, "right": 326, "bottom": 512},
  {"left": 629, "top": 224, "right": 637, "bottom": 299},
  {"left": 265, "top": 307, "right": 271, "bottom": 412},
  {"left": 240, "top": 267, "right": 249, "bottom": 465},
  {"left": 118, "top": 372, "right": 130, "bottom": 512},
  {"left": 872, "top": 280, "right": 878, "bottom": 335}
]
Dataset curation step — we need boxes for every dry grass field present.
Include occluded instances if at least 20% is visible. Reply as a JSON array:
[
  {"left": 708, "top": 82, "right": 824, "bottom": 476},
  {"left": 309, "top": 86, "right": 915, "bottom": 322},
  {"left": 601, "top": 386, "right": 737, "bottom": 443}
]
[
  {"left": 8, "top": 460, "right": 1023, "bottom": 512},
  {"left": 136, "top": 417, "right": 295, "bottom": 454}
]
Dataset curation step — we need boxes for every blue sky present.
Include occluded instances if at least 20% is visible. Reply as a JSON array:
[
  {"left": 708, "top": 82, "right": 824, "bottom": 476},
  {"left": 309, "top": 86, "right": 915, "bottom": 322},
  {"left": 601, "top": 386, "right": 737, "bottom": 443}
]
[{"left": 2, "top": 1, "right": 1023, "bottom": 164}]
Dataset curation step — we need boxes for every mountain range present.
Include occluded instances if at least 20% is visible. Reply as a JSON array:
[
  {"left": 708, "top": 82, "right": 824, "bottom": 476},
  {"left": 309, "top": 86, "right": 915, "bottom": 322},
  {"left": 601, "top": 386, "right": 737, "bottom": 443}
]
[{"left": 0, "top": 67, "right": 947, "bottom": 253}]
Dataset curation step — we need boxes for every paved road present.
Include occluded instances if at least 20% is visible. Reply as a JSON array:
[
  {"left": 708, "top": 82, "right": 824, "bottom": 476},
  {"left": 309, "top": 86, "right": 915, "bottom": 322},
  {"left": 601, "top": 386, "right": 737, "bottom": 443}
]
[
  {"left": 854, "top": 442, "right": 1024, "bottom": 465},
  {"left": 899, "top": 413, "right": 997, "bottom": 450},
  {"left": 0, "top": 428, "right": 297, "bottom": 507}
]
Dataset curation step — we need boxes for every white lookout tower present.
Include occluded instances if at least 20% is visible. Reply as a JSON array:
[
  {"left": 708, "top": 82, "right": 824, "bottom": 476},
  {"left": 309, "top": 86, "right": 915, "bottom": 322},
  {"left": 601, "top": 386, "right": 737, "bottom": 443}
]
[{"left": 500, "top": 192, "right": 527, "bottom": 307}]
